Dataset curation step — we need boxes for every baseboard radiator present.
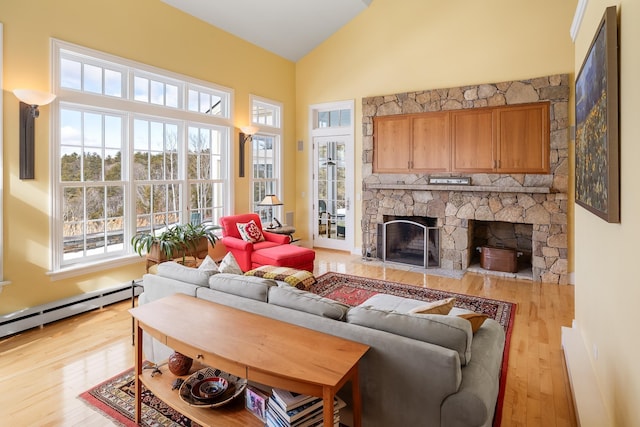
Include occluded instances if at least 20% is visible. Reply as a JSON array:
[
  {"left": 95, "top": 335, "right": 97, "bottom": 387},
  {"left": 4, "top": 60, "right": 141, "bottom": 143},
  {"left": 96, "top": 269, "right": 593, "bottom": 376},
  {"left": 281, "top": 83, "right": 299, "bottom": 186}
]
[{"left": 0, "top": 282, "right": 141, "bottom": 339}]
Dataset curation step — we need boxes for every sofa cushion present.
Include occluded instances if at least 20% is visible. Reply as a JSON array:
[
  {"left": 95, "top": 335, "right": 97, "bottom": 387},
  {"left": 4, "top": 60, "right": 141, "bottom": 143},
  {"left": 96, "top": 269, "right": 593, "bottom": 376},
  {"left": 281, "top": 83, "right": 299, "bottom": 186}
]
[
  {"left": 208, "top": 273, "right": 276, "bottom": 301},
  {"left": 268, "top": 286, "right": 350, "bottom": 320},
  {"left": 245, "top": 265, "right": 316, "bottom": 290},
  {"left": 157, "top": 261, "right": 212, "bottom": 287},
  {"left": 347, "top": 304, "right": 473, "bottom": 365}
]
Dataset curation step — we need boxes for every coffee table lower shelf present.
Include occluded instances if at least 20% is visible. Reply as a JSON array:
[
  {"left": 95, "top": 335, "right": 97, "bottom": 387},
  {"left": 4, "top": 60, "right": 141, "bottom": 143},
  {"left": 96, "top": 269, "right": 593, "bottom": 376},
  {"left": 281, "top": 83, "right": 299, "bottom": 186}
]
[{"left": 139, "top": 362, "right": 262, "bottom": 427}]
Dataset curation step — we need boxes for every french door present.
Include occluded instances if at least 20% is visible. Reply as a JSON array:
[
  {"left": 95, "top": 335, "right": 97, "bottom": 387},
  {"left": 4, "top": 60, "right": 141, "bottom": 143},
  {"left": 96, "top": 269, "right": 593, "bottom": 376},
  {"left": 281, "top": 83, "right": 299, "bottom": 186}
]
[
  {"left": 313, "top": 135, "right": 353, "bottom": 250},
  {"left": 310, "top": 101, "right": 354, "bottom": 251}
]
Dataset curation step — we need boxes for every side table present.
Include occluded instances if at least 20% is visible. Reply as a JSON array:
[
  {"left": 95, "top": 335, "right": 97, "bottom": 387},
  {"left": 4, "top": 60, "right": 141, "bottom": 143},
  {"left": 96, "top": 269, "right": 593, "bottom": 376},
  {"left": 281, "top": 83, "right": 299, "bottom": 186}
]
[{"left": 266, "top": 225, "right": 297, "bottom": 242}]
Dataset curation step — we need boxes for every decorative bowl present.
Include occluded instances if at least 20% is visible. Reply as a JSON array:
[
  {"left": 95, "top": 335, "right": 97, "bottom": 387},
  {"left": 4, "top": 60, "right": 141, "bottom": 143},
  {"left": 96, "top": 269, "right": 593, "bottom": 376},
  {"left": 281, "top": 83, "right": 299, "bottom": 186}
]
[
  {"left": 179, "top": 367, "right": 247, "bottom": 407},
  {"left": 193, "top": 376, "right": 228, "bottom": 399}
]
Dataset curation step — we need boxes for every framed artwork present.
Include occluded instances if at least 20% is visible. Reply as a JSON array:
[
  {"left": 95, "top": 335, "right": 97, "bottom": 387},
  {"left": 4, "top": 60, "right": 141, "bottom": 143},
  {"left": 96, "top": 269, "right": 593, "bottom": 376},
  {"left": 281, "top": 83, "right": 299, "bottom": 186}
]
[
  {"left": 245, "top": 386, "right": 268, "bottom": 421},
  {"left": 575, "top": 6, "right": 620, "bottom": 223}
]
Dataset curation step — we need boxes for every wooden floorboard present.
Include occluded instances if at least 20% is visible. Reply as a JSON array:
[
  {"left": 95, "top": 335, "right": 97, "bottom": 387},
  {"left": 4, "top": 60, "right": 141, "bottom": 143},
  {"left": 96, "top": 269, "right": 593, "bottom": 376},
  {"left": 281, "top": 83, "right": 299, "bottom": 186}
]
[{"left": 0, "top": 248, "right": 577, "bottom": 426}]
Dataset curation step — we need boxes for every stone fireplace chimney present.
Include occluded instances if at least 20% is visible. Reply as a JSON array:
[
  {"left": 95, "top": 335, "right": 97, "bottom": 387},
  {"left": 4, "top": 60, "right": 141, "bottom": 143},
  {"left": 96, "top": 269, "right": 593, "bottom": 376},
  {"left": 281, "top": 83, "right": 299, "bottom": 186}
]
[{"left": 361, "top": 74, "right": 570, "bottom": 284}]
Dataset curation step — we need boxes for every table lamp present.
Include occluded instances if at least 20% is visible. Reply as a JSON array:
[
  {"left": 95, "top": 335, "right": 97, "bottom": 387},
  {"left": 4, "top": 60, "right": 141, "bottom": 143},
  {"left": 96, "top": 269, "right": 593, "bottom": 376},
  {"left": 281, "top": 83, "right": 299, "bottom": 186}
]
[{"left": 258, "top": 194, "right": 283, "bottom": 229}]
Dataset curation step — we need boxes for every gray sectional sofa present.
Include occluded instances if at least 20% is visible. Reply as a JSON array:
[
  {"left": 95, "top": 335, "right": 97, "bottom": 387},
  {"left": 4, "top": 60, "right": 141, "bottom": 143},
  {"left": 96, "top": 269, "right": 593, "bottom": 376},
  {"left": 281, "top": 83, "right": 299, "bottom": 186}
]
[{"left": 139, "top": 262, "right": 506, "bottom": 427}]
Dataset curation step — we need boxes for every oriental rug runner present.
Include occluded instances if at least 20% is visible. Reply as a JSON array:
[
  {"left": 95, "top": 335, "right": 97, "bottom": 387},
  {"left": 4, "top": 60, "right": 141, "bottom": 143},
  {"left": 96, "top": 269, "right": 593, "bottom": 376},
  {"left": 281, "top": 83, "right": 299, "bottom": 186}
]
[{"left": 81, "top": 272, "right": 514, "bottom": 427}]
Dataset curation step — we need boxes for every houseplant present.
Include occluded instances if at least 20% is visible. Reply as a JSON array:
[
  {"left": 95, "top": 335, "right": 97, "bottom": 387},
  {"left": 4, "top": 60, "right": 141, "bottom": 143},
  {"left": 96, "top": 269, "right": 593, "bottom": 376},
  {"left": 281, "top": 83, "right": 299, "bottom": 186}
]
[
  {"left": 173, "top": 222, "right": 220, "bottom": 259},
  {"left": 131, "top": 222, "right": 220, "bottom": 265}
]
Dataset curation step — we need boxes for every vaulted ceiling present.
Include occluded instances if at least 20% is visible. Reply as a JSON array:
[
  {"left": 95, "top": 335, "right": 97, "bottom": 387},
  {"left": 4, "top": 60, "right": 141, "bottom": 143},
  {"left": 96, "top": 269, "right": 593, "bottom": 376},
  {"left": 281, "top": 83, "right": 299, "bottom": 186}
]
[{"left": 161, "top": 0, "right": 373, "bottom": 62}]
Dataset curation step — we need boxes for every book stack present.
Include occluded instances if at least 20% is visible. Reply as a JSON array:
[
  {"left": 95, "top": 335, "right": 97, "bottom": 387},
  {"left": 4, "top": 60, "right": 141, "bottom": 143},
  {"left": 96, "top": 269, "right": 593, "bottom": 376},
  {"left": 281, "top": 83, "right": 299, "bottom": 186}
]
[{"left": 266, "top": 387, "right": 343, "bottom": 427}]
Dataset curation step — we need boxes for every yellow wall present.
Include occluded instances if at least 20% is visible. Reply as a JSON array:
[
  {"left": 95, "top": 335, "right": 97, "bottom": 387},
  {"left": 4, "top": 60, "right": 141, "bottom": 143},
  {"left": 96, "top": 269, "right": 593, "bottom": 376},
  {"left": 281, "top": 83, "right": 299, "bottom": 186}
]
[
  {"left": 294, "top": 0, "right": 577, "bottom": 259},
  {"left": 0, "top": 0, "right": 295, "bottom": 314},
  {"left": 574, "top": 1, "right": 640, "bottom": 424}
]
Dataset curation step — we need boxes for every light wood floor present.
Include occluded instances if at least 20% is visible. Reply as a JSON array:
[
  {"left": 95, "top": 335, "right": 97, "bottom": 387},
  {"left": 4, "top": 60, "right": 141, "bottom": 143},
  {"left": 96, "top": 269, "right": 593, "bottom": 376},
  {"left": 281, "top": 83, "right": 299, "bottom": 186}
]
[{"left": 0, "top": 249, "right": 577, "bottom": 426}]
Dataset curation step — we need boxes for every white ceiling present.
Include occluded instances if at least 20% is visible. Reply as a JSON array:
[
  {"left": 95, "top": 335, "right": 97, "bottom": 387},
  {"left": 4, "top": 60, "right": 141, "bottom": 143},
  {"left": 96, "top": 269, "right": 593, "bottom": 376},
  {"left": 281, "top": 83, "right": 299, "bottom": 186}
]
[{"left": 161, "top": 0, "right": 373, "bottom": 62}]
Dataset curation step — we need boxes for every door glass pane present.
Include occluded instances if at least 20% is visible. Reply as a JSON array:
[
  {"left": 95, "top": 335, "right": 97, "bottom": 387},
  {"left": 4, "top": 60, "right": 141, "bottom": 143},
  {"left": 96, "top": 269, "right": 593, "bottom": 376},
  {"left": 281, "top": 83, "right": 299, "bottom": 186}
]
[{"left": 317, "top": 139, "right": 346, "bottom": 240}]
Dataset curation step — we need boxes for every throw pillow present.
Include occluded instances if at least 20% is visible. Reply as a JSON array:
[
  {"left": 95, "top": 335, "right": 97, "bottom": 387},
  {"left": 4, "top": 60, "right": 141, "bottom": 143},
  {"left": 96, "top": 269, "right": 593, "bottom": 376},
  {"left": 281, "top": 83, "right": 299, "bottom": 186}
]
[
  {"left": 217, "top": 252, "right": 243, "bottom": 275},
  {"left": 198, "top": 255, "right": 219, "bottom": 275},
  {"left": 408, "top": 297, "right": 456, "bottom": 315},
  {"left": 457, "top": 312, "right": 489, "bottom": 333},
  {"left": 236, "top": 220, "right": 265, "bottom": 243}
]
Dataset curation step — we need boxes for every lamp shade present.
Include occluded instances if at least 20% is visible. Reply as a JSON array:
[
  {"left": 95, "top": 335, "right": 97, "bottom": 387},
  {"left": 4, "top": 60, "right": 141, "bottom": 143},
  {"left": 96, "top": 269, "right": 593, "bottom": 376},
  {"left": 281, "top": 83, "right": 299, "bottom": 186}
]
[
  {"left": 13, "top": 89, "right": 56, "bottom": 106},
  {"left": 258, "top": 194, "right": 283, "bottom": 206},
  {"left": 240, "top": 125, "right": 259, "bottom": 136}
]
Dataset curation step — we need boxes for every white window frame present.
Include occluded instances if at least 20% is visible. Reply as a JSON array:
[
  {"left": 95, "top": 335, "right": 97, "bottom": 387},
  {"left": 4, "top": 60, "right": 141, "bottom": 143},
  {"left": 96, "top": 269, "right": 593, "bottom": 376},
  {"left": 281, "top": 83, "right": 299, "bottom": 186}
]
[
  {"left": 50, "top": 39, "right": 234, "bottom": 279},
  {"left": 250, "top": 95, "right": 283, "bottom": 225}
]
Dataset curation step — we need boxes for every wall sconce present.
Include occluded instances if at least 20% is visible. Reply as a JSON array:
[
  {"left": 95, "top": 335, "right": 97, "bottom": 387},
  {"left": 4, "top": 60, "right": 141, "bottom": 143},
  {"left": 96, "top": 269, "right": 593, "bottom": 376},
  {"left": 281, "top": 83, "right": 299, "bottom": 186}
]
[
  {"left": 258, "top": 194, "right": 283, "bottom": 229},
  {"left": 13, "top": 89, "right": 57, "bottom": 180},
  {"left": 238, "top": 125, "right": 259, "bottom": 177}
]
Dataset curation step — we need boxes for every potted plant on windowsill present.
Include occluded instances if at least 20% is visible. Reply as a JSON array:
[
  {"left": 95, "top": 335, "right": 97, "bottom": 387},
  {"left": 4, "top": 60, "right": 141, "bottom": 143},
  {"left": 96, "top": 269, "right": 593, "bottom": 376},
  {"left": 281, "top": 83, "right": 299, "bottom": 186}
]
[{"left": 131, "top": 222, "right": 220, "bottom": 268}]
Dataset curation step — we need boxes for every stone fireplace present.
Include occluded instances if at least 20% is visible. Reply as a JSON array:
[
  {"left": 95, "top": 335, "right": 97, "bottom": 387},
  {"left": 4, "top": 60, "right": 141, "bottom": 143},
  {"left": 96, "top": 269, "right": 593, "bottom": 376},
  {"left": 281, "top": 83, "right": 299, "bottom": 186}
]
[{"left": 361, "top": 74, "right": 570, "bottom": 284}]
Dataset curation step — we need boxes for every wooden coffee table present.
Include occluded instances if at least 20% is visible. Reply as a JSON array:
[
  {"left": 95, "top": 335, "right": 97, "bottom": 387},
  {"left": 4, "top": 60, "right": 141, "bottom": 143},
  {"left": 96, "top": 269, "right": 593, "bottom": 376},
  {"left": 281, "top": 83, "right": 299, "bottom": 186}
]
[{"left": 130, "top": 294, "right": 370, "bottom": 427}]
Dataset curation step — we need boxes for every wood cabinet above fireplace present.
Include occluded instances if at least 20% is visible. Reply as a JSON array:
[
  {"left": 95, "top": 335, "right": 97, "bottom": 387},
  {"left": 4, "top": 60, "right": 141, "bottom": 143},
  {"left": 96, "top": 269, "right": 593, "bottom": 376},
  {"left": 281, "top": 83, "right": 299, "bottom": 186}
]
[{"left": 373, "top": 102, "right": 550, "bottom": 174}]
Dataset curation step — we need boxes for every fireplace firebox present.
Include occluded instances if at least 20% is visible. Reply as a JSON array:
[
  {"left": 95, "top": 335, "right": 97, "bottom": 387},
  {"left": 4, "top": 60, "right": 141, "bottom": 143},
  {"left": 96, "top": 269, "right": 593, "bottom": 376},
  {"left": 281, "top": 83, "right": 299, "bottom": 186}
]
[{"left": 377, "top": 216, "right": 440, "bottom": 269}]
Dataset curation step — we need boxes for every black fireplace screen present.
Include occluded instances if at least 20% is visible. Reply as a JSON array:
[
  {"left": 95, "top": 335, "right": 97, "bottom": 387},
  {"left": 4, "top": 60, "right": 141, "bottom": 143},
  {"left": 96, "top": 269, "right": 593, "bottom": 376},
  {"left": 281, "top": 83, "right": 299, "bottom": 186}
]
[{"left": 377, "top": 218, "right": 440, "bottom": 268}]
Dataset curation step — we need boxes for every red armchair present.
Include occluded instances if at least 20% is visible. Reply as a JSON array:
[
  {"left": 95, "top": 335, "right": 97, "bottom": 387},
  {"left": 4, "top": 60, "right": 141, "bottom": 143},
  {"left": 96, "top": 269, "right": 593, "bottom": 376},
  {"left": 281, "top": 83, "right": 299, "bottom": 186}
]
[{"left": 219, "top": 213, "right": 290, "bottom": 272}]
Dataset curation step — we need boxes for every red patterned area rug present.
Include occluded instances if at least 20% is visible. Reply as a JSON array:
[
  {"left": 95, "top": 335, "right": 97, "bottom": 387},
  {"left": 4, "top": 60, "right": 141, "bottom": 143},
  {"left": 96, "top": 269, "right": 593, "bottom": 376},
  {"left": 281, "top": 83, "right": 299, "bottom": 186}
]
[
  {"left": 80, "top": 368, "right": 203, "bottom": 427},
  {"left": 310, "top": 272, "right": 514, "bottom": 330},
  {"left": 309, "top": 271, "right": 516, "bottom": 427}
]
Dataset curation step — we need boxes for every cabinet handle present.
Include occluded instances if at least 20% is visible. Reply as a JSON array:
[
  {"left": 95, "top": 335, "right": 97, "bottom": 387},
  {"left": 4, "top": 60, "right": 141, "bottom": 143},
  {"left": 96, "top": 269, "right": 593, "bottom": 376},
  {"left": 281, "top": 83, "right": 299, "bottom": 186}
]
[{"left": 197, "top": 354, "right": 203, "bottom": 359}]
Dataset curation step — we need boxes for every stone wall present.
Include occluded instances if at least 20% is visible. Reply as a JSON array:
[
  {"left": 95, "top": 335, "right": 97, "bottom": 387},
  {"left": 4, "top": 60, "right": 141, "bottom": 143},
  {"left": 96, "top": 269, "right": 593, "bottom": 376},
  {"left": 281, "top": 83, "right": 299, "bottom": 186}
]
[{"left": 361, "top": 74, "right": 570, "bottom": 284}]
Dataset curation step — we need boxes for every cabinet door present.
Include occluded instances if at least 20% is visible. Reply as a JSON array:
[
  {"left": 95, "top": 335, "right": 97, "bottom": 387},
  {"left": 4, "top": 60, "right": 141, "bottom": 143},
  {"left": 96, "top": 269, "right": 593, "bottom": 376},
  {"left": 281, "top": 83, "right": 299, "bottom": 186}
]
[
  {"left": 451, "top": 109, "right": 495, "bottom": 172},
  {"left": 497, "top": 103, "right": 550, "bottom": 173},
  {"left": 412, "top": 112, "right": 450, "bottom": 171},
  {"left": 373, "top": 115, "right": 411, "bottom": 172}
]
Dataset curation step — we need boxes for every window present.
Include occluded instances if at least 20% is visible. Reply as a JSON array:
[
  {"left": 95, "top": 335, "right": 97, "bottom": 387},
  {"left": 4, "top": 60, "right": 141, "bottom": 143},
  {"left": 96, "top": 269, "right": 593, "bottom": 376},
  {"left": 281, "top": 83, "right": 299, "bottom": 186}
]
[
  {"left": 53, "top": 40, "right": 233, "bottom": 272},
  {"left": 317, "top": 108, "right": 351, "bottom": 128},
  {"left": 252, "top": 99, "right": 280, "bottom": 127},
  {"left": 250, "top": 96, "right": 282, "bottom": 227}
]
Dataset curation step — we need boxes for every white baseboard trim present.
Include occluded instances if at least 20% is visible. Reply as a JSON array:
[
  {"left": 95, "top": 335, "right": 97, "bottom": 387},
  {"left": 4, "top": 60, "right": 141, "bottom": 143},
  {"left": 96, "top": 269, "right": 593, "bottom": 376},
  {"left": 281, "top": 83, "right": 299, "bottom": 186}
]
[
  {"left": 0, "top": 281, "right": 141, "bottom": 338},
  {"left": 561, "top": 322, "right": 611, "bottom": 427}
]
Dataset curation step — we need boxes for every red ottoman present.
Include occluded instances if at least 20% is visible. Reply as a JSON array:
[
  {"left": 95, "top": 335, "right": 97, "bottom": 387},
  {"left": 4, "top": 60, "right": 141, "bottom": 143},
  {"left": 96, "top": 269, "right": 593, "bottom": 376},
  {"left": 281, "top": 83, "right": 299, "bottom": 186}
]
[{"left": 251, "top": 245, "right": 315, "bottom": 272}]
